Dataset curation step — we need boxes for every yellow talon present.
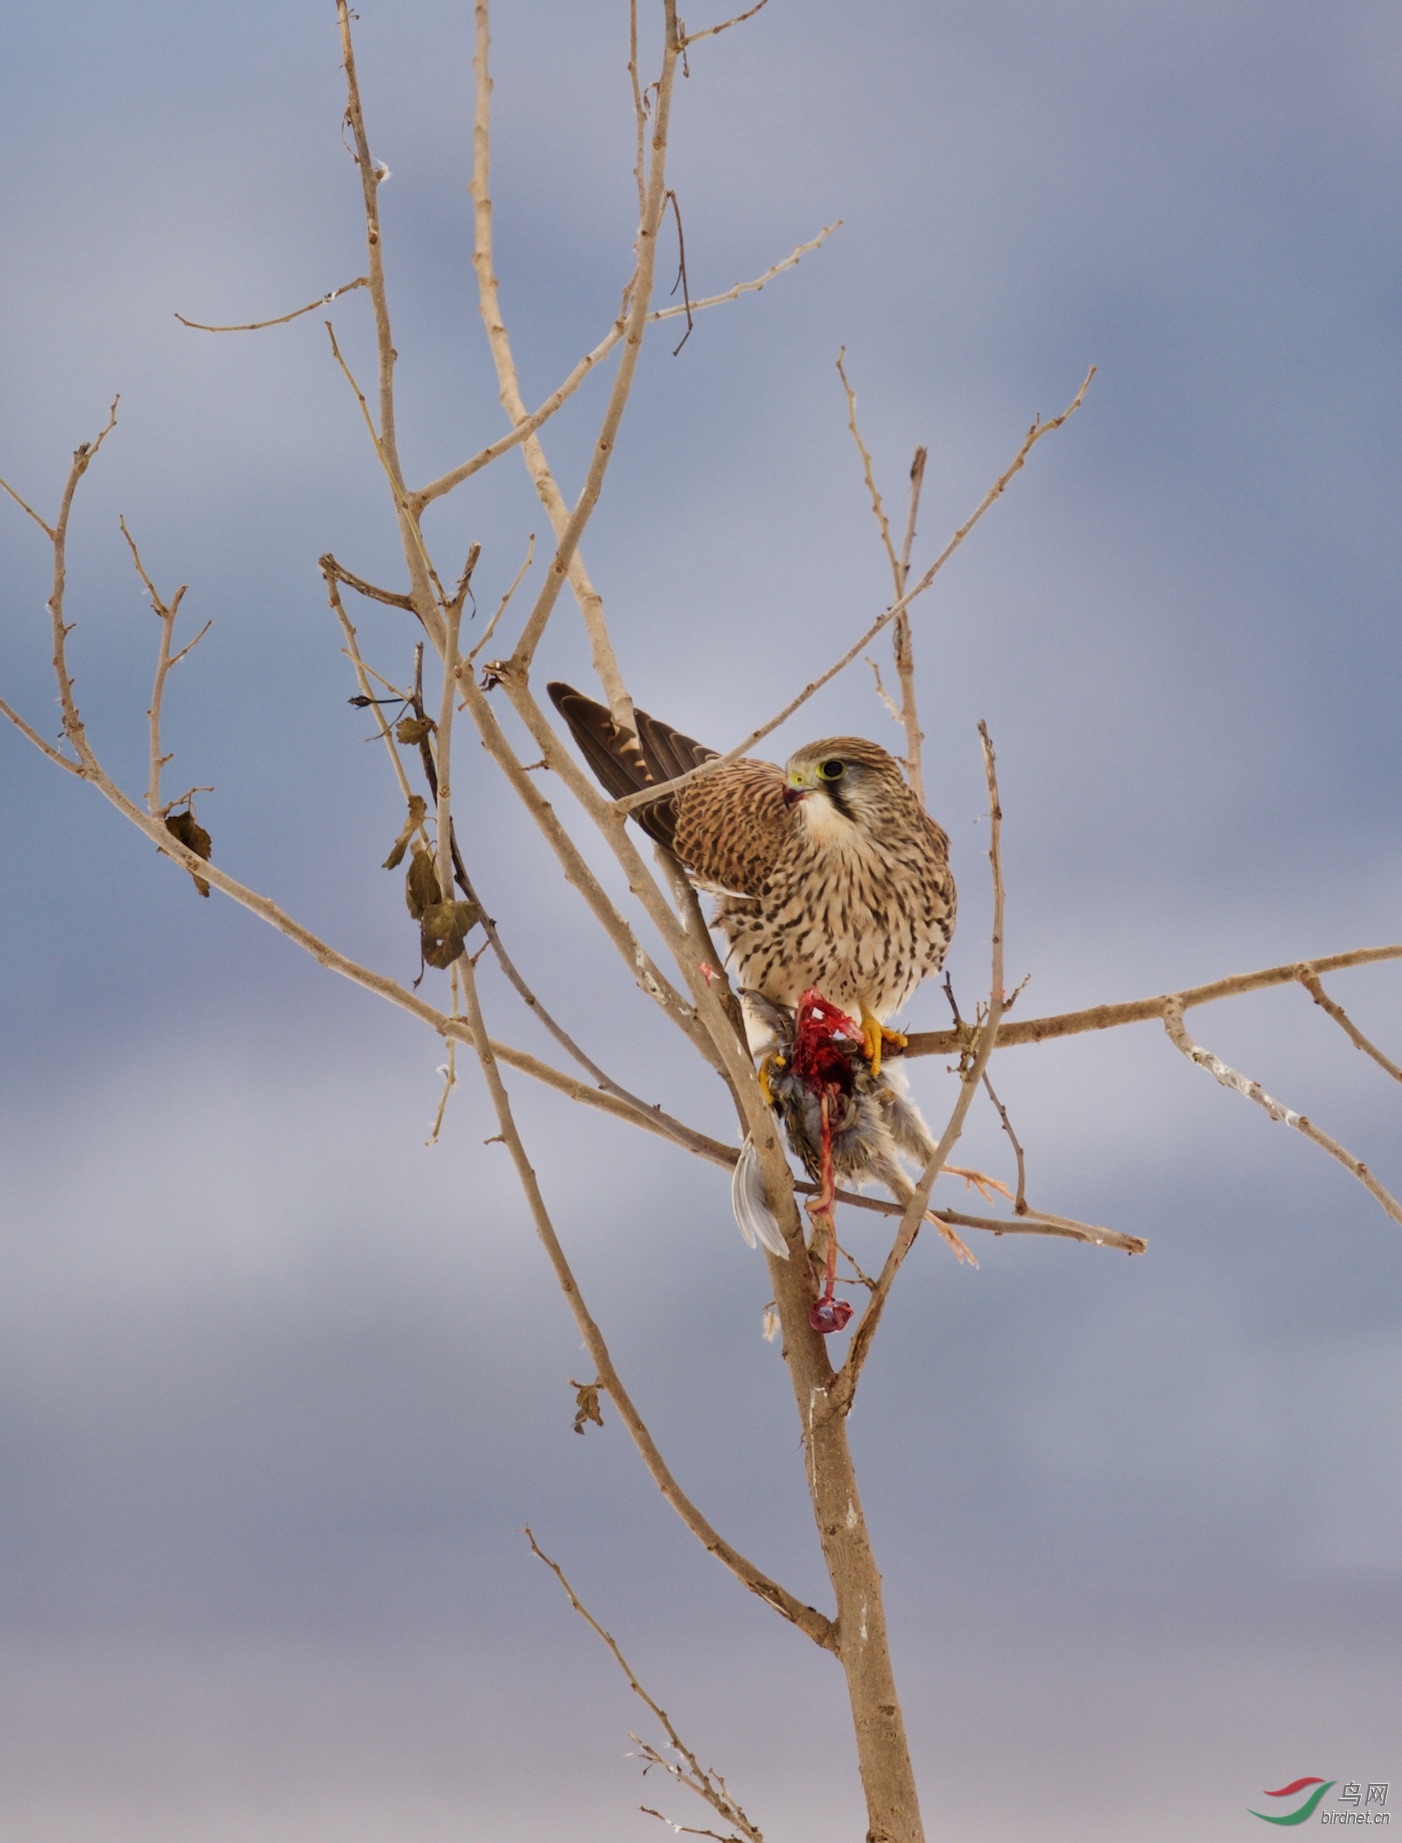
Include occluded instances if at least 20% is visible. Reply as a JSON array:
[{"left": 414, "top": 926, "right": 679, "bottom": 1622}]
[
  {"left": 860, "top": 1008, "right": 906, "bottom": 1077},
  {"left": 758, "top": 1052, "right": 786, "bottom": 1106}
]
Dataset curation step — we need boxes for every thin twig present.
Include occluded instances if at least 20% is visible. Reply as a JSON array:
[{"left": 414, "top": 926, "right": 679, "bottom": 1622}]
[
  {"left": 903, "top": 944, "right": 1402, "bottom": 1059},
  {"left": 334, "top": 0, "right": 439, "bottom": 632},
  {"left": 121, "top": 520, "right": 198, "bottom": 819},
  {"left": 0, "top": 473, "right": 56, "bottom": 540},
  {"left": 427, "top": 965, "right": 460, "bottom": 1145},
  {"left": 456, "top": 666, "right": 705, "bottom": 1043},
  {"left": 980, "top": 1070, "right": 1027, "bottom": 1214},
  {"left": 526, "top": 1530, "right": 764, "bottom": 1843},
  {"left": 615, "top": 368, "right": 1095, "bottom": 814},
  {"left": 681, "top": 0, "right": 771, "bottom": 46},
  {"left": 326, "top": 573, "right": 418, "bottom": 809},
  {"left": 1296, "top": 966, "right": 1402, "bottom": 1086},
  {"left": 892, "top": 445, "right": 928, "bottom": 801},
  {"left": 836, "top": 348, "right": 898, "bottom": 579},
  {"left": 469, "top": 0, "right": 634, "bottom": 724},
  {"left": 46, "top": 399, "right": 122, "bottom": 777},
  {"left": 835, "top": 722, "right": 1007, "bottom": 1412},
  {"left": 320, "top": 552, "right": 417, "bottom": 613},
  {"left": 629, "top": 0, "right": 648, "bottom": 222},
  {"left": 505, "top": 6, "right": 682, "bottom": 678},
  {"left": 665, "top": 190, "right": 694, "bottom": 355},
  {"left": 1163, "top": 997, "right": 1402, "bottom": 1230},
  {"left": 175, "top": 276, "right": 369, "bottom": 332},
  {"left": 323, "top": 319, "right": 450, "bottom": 619},
  {"left": 415, "top": 226, "right": 838, "bottom": 512},
  {"left": 466, "top": 534, "right": 535, "bottom": 662}
]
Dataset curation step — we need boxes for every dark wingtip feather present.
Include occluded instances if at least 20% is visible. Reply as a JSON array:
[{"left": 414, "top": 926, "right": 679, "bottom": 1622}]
[{"left": 547, "top": 680, "right": 705, "bottom": 853}]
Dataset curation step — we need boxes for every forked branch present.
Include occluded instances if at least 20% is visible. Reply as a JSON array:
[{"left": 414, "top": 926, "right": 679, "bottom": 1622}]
[
  {"left": 615, "top": 367, "right": 1095, "bottom": 814},
  {"left": 453, "top": 949, "right": 837, "bottom": 1649},
  {"left": 526, "top": 1529, "right": 765, "bottom": 1843}
]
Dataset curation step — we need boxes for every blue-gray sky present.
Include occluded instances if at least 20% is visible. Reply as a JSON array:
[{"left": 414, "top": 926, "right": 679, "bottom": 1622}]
[{"left": 1, "top": 3, "right": 1400, "bottom": 1838}]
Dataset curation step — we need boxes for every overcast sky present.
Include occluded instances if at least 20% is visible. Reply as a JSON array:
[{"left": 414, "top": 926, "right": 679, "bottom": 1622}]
[{"left": 2, "top": 3, "right": 1400, "bottom": 1839}]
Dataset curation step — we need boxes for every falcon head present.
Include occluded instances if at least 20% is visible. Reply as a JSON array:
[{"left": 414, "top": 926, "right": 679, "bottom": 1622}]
[{"left": 782, "top": 737, "right": 909, "bottom": 834}]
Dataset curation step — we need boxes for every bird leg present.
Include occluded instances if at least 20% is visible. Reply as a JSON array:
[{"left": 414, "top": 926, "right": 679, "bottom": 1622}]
[{"left": 859, "top": 1006, "right": 907, "bottom": 1077}]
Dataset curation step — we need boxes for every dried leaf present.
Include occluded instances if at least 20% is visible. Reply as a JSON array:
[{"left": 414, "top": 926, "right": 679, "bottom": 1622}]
[
  {"left": 420, "top": 898, "right": 482, "bottom": 968},
  {"left": 395, "top": 715, "right": 434, "bottom": 746},
  {"left": 383, "top": 794, "right": 428, "bottom": 870},
  {"left": 405, "top": 846, "right": 441, "bottom": 919},
  {"left": 570, "top": 1378, "right": 604, "bottom": 1436},
  {"left": 164, "top": 808, "right": 212, "bottom": 897}
]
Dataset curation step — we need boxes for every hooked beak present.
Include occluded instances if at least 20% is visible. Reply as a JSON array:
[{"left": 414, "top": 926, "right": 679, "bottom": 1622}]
[{"left": 782, "top": 786, "right": 806, "bottom": 806}]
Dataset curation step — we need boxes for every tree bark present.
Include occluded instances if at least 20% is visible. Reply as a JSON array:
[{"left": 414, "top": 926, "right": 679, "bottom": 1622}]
[{"left": 767, "top": 1247, "right": 925, "bottom": 1843}]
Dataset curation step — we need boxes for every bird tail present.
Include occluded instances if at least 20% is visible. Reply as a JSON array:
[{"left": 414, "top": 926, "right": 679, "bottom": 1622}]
[{"left": 547, "top": 681, "right": 717, "bottom": 854}]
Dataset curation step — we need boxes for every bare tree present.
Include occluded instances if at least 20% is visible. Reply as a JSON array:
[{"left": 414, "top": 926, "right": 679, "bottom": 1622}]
[{"left": 3, "top": 6, "right": 1398, "bottom": 1840}]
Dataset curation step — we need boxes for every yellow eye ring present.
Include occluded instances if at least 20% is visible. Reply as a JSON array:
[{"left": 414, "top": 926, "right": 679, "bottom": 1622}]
[{"left": 818, "top": 759, "right": 845, "bottom": 781}]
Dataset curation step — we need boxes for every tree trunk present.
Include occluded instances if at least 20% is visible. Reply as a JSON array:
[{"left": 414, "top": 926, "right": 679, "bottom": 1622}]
[{"left": 769, "top": 1247, "right": 925, "bottom": 1843}]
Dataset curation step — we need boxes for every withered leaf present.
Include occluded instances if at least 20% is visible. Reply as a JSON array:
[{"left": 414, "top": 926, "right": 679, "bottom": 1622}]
[
  {"left": 382, "top": 794, "right": 428, "bottom": 870},
  {"left": 395, "top": 715, "right": 434, "bottom": 746},
  {"left": 405, "top": 846, "right": 442, "bottom": 920},
  {"left": 570, "top": 1378, "right": 604, "bottom": 1436},
  {"left": 164, "top": 808, "right": 212, "bottom": 897},
  {"left": 419, "top": 897, "right": 482, "bottom": 968}
]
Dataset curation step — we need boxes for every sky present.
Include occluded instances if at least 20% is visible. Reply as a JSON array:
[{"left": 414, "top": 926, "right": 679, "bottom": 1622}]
[{"left": 1, "top": 2, "right": 1400, "bottom": 1838}]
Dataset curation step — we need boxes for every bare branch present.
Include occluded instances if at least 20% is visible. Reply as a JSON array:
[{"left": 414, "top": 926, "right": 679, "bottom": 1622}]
[
  {"left": 506, "top": 9, "right": 683, "bottom": 678},
  {"left": 526, "top": 1530, "right": 765, "bottom": 1843},
  {"left": 469, "top": 0, "right": 634, "bottom": 724},
  {"left": 0, "top": 472, "right": 56, "bottom": 540},
  {"left": 1163, "top": 997, "right": 1402, "bottom": 1230},
  {"left": 416, "top": 220, "right": 838, "bottom": 513},
  {"left": 452, "top": 950, "right": 836, "bottom": 1648},
  {"left": 466, "top": 533, "right": 535, "bottom": 663},
  {"left": 681, "top": 0, "right": 771, "bottom": 47},
  {"left": 0, "top": 699, "right": 83, "bottom": 773},
  {"left": 903, "top": 944, "right": 1402, "bottom": 1059},
  {"left": 892, "top": 445, "right": 928, "bottom": 801},
  {"left": 174, "top": 276, "right": 369, "bottom": 333},
  {"left": 836, "top": 348, "right": 899, "bottom": 580},
  {"left": 320, "top": 552, "right": 417, "bottom": 613},
  {"left": 615, "top": 368, "right": 1095, "bottom": 814},
  {"left": 936, "top": 1203, "right": 1143, "bottom": 1254},
  {"left": 334, "top": 0, "right": 439, "bottom": 631},
  {"left": 629, "top": 0, "right": 647, "bottom": 222},
  {"left": 1296, "top": 965, "right": 1402, "bottom": 1086},
  {"left": 455, "top": 667, "right": 704, "bottom": 1043},
  {"left": 836, "top": 722, "right": 1007, "bottom": 1412},
  {"left": 652, "top": 221, "right": 840, "bottom": 323},
  {"left": 980, "top": 1070, "right": 1027, "bottom": 1214}
]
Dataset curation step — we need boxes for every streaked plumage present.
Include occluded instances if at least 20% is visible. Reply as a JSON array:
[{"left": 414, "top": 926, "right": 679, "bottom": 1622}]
[{"left": 548, "top": 683, "right": 956, "bottom": 1033}]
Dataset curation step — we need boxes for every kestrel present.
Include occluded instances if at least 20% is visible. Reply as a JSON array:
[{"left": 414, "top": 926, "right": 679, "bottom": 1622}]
[{"left": 548, "top": 683, "right": 957, "bottom": 1068}]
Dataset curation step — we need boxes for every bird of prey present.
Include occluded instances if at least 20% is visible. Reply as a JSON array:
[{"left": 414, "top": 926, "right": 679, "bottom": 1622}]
[{"left": 547, "top": 683, "right": 956, "bottom": 1071}]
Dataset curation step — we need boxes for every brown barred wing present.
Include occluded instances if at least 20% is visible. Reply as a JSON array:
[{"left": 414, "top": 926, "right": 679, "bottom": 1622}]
[{"left": 672, "top": 759, "right": 794, "bottom": 896}]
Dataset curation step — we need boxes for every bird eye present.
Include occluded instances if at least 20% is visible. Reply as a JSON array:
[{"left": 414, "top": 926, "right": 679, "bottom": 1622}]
[{"left": 818, "top": 759, "right": 845, "bottom": 781}]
